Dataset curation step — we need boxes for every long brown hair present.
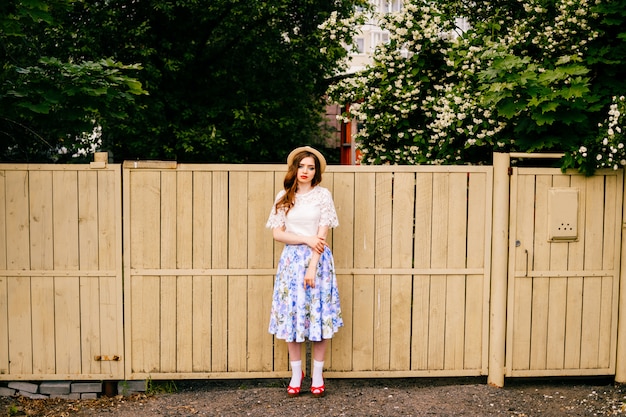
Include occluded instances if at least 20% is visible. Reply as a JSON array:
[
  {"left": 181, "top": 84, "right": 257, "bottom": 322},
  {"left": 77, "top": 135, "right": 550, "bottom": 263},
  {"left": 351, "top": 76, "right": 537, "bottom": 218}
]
[{"left": 275, "top": 151, "right": 322, "bottom": 214}]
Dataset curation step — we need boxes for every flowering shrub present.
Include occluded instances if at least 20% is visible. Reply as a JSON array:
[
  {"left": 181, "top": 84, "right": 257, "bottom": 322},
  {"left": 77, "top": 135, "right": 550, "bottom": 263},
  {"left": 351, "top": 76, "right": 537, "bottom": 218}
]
[
  {"left": 56, "top": 124, "right": 103, "bottom": 161},
  {"left": 564, "top": 96, "right": 626, "bottom": 174},
  {"left": 327, "top": 0, "right": 621, "bottom": 170},
  {"left": 318, "top": 10, "right": 369, "bottom": 75}
]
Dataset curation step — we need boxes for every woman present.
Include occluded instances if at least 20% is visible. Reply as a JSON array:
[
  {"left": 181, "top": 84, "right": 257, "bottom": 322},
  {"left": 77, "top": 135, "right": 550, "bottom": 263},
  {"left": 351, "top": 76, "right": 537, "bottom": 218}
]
[{"left": 266, "top": 146, "right": 343, "bottom": 397}]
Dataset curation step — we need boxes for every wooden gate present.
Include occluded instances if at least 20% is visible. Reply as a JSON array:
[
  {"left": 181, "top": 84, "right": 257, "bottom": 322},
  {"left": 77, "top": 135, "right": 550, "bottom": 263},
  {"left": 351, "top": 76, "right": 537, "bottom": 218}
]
[
  {"left": 0, "top": 163, "right": 124, "bottom": 380},
  {"left": 506, "top": 168, "right": 623, "bottom": 376}
]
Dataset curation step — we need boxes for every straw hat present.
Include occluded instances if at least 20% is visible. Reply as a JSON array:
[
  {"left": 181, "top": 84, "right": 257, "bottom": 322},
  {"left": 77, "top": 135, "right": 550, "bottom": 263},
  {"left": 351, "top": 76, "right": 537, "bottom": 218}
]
[{"left": 287, "top": 146, "right": 327, "bottom": 173}]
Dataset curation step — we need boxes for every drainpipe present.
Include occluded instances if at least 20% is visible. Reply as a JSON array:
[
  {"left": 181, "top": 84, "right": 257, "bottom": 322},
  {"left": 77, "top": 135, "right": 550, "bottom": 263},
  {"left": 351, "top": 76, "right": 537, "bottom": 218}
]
[{"left": 488, "top": 152, "right": 510, "bottom": 387}]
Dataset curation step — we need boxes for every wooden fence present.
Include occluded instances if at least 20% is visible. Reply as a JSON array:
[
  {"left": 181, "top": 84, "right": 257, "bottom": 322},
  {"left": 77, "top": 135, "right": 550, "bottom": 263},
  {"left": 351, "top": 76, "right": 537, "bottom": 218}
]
[
  {"left": 0, "top": 163, "right": 123, "bottom": 380},
  {"left": 1, "top": 156, "right": 626, "bottom": 385},
  {"left": 122, "top": 163, "right": 493, "bottom": 380}
]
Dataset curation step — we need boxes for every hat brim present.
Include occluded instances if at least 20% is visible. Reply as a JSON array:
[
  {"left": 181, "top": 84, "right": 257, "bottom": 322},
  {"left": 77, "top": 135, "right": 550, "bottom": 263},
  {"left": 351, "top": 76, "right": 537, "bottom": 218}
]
[{"left": 287, "top": 146, "right": 327, "bottom": 173}]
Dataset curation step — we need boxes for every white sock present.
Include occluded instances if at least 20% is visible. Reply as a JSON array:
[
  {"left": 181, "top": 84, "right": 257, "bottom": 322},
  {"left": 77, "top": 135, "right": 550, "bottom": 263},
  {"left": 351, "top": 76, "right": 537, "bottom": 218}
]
[
  {"left": 289, "top": 360, "right": 302, "bottom": 387},
  {"left": 312, "top": 360, "right": 324, "bottom": 387}
]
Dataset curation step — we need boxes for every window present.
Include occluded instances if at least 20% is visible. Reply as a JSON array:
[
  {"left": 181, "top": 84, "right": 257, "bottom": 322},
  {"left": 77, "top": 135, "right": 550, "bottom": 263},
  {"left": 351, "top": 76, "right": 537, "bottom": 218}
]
[{"left": 355, "top": 37, "right": 365, "bottom": 53}]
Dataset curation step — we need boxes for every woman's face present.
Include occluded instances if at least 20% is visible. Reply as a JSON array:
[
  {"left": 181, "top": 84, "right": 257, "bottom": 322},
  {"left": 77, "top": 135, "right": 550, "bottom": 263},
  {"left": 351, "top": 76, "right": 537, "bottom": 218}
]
[{"left": 296, "top": 156, "right": 316, "bottom": 187}]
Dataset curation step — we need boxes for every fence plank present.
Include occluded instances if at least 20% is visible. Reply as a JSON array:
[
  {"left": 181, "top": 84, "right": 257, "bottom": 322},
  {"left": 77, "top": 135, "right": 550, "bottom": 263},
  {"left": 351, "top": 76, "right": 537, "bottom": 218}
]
[
  {"left": 211, "top": 275, "right": 228, "bottom": 371},
  {"left": 228, "top": 275, "right": 248, "bottom": 372},
  {"left": 580, "top": 177, "right": 605, "bottom": 368},
  {"left": 8, "top": 277, "right": 32, "bottom": 374},
  {"left": 98, "top": 171, "right": 118, "bottom": 270},
  {"left": 600, "top": 175, "right": 619, "bottom": 369},
  {"left": 247, "top": 276, "right": 274, "bottom": 372},
  {"left": 332, "top": 172, "right": 355, "bottom": 268},
  {"left": 54, "top": 277, "right": 81, "bottom": 374},
  {"left": 412, "top": 173, "right": 433, "bottom": 370},
  {"left": 29, "top": 171, "right": 53, "bottom": 269},
  {"left": 53, "top": 171, "right": 79, "bottom": 270},
  {"left": 332, "top": 171, "right": 373, "bottom": 372},
  {"left": 77, "top": 172, "right": 101, "bottom": 375},
  {"left": 428, "top": 173, "right": 449, "bottom": 370},
  {"left": 80, "top": 277, "right": 100, "bottom": 374},
  {"left": 192, "top": 276, "right": 212, "bottom": 371},
  {"left": 331, "top": 274, "right": 353, "bottom": 371},
  {"left": 445, "top": 173, "right": 468, "bottom": 370},
  {"left": 353, "top": 275, "right": 374, "bottom": 371},
  {"left": 160, "top": 275, "right": 177, "bottom": 372},
  {"left": 131, "top": 276, "right": 160, "bottom": 373},
  {"left": 6, "top": 171, "right": 30, "bottom": 270},
  {"left": 530, "top": 175, "right": 551, "bottom": 370},
  {"left": 31, "top": 277, "right": 54, "bottom": 374},
  {"left": 212, "top": 172, "right": 229, "bottom": 268},
  {"left": 327, "top": 172, "right": 355, "bottom": 371},
  {"left": 176, "top": 173, "right": 194, "bottom": 373},
  {"left": 248, "top": 171, "right": 275, "bottom": 269},
  {"left": 193, "top": 172, "right": 213, "bottom": 269},
  {"left": 177, "top": 276, "right": 193, "bottom": 372},
  {"left": 563, "top": 175, "right": 586, "bottom": 368},
  {"left": 0, "top": 171, "right": 5, "bottom": 375},
  {"left": 512, "top": 173, "right": 535, "bottom": 370},
  {"left": 0, "top": 276, "right": 7, "bottom": 375},
  {"left": 465, "top": 172, "right": 488, "bottom": 370},
  {"left": 374, "top": 173, "right": 392, "bottom": 370},
  {"left": 546, "top": 175, "right": 570, "bottom": 369},
  {"left": 100, "top": 275, "right": 122, "bottom": 376}
]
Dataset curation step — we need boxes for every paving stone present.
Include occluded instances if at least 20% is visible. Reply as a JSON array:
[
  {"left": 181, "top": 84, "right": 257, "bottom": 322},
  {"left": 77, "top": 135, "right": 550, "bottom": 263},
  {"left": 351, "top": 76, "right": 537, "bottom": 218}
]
[
  {"left": 69, "top": 393, "right": 81, "bottom": 400},
  {"left": 71, "top": 382, "right": 102, "bottom": 393},
  {"left": 19, "top": 391, "right": 48, "bottom": 399},
  {"left": 81, "top": 393, "right": 98, "bottom": 399},
  {"left": 40, "top": 381, "right": 71, "bottom": 395},
  {"left": 0, "top": 387, "right": 16, "bottom": 397},
  {"left": 8, "top": 381, "right": 39, "bottom": 393},
  {"left": 49, "top": 394, "right": 70, "bottom": 399}
]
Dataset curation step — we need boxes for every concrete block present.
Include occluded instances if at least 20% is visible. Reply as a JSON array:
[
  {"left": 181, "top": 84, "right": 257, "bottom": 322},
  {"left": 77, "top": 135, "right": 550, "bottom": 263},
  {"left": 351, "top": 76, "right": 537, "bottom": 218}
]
[
  {"left": 71, "top": 382, "right": 102, "bottom": 393},
  {"left": 0, "top": 387, "right": 16, "bottom": 397},
  {"left": 19, "top": 391, "right": 48, "bottom": 399},
  {"left": 40, "top": 381, "right": 71, "bottom": 395},
  {"left": 81, "top": 393, "right": 98, "bottom": 399},
  {"left": 118, "top": 380, "right": 146, "bottom": 395},
  {"left": 69, "top": 393, "right": 81, "bottom": 400},
  {"left": 49, "top": 394, "right": 70, "bottom": 399},
  {"left": 8, "top": 381, "right": 39, "bottom": 393}
]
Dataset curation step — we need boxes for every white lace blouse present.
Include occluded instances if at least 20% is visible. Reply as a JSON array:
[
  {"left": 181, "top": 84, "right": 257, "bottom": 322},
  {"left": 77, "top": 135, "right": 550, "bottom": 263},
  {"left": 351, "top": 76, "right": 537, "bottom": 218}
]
[{"left": 266, "top": 186, "right": 339, "bottom": 236}]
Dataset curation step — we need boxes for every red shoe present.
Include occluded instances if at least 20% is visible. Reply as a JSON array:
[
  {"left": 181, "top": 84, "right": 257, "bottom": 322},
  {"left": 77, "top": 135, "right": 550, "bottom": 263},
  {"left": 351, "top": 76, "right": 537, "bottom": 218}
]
[
  {"left": 287, "top": 371, "right": 304, "bottom": 397},
  {"left": 310, "top": 384, "right": 325, "bottom": 397}
]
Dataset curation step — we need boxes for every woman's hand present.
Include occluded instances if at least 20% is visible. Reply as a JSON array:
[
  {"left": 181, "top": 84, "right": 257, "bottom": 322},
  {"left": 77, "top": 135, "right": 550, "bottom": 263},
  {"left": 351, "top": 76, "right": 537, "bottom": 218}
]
[
  {"left": 306, "top": 235, "right": 326, "bottom": 254},
  {"left": 304, "top": 269, "right": 316, "bottom": 289}
]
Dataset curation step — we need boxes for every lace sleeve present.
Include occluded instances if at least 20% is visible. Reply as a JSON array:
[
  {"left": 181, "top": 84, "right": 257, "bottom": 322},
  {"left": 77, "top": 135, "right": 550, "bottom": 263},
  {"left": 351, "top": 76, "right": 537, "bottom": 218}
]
[
  {"left": 319, "top": 187, "right": 339, "bottom": 228},
  {"left": 266, "top": 190, "right": 286, "bottom": 229}
]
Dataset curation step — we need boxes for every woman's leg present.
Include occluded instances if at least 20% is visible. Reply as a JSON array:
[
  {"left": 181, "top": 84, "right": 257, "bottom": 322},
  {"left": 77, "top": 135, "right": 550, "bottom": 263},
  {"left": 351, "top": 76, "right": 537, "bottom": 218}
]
[
  {"left": 288, "top": 341, "right": 302, "bottom": 361},
  {"left": 287, "top": 342, "right": 303, "bottom": 390},
  {"left": 312, "top": 339, "right": 327, "bottom": 362},
  {"left": 311, "top": 339, "right": 327, "bottom": 390}
]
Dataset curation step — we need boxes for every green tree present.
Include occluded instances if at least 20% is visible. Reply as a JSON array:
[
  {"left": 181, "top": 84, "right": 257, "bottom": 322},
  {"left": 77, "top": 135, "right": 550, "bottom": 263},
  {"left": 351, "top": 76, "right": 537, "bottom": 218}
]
[
  {"left": 0, "top": 0, "right": 147, "bottom": 162},
  {"left": 328, "top": 0, "right": 626, "bottom": 173},
  {"left": 43, "top": 0, "right": 367, "bottom": 163},
  {"left": 2, "top": 0, "right": 367, "bottom": 163}
]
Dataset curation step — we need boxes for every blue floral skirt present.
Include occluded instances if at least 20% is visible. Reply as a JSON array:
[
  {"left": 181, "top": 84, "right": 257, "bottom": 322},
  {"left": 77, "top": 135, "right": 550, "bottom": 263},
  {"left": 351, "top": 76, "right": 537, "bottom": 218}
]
[{"left": 268, "top": 244, "right": 343, "bottom": 342}]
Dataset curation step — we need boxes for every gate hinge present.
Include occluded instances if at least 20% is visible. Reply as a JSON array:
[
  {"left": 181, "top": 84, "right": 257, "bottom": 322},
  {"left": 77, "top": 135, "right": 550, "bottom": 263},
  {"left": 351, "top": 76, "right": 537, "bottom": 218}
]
[{"left": 508, "top": 167, "right": 513, "bottom": 176}]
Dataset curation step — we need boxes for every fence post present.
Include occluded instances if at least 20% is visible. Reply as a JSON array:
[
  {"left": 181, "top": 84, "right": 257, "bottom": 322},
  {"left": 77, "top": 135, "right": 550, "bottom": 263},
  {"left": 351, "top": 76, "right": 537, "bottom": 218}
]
[
  {"left": 616, "top": 174, "right": 626, "bottom": 383},
  {"left": 488, "top": 152, "right": 510, "bottom": 387}
]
